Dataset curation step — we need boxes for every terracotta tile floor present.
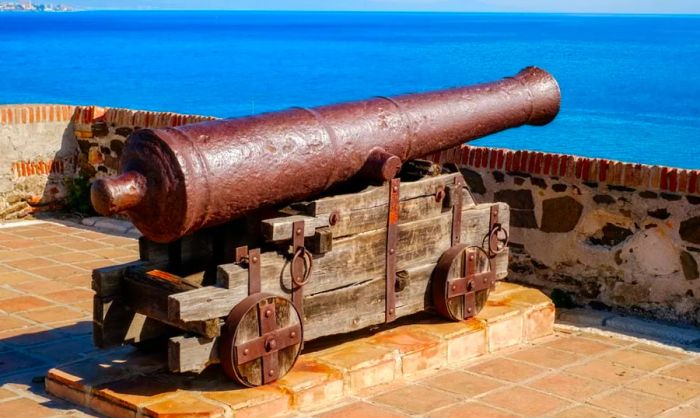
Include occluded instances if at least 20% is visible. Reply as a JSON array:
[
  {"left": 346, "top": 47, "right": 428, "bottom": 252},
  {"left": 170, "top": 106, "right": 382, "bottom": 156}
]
[{"left": 0, "top": 219, "right": 698, "bottom": 417}]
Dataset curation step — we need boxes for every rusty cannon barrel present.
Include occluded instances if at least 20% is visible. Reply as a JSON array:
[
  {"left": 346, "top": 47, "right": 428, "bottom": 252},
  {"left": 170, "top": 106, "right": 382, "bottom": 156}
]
[{"left": 92, "top": 66, "right": 560, "bottom": 243}]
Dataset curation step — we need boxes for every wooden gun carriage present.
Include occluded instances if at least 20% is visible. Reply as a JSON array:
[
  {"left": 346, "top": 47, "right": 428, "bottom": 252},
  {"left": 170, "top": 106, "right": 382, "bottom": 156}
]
[{"left": 90, "top": 67, "right": 559, "bottom": 387}]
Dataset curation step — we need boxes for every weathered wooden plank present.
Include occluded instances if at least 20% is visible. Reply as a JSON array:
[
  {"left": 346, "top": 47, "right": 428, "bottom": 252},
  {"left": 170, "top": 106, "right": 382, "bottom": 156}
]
[
  {"left": 296, "top": 173, "right": 463, "bottom": 215},
  {"left": 266, "top": 173, "right": 474, "bottom": 242},
  {"left": 168, "top": 286, "right": 237, "bottom": 324},
  {"left": 93, "top": 296, "right": 176, "bottom": 348},
  {"left": 217, "top": 202, "right": 507, "bottom": 296},
  {"left": 123, "top": 270, "right": 221, "bottom": 338},
  {"left": 168, "top": 335, "right": 218, "bottom": 373},
  {"left": 92, "top": 261, "right": 145, "bottom": 298},
  {"left": 261, "top": 215, "right": 325, "bottom": 242},
  {"left": 165, "top": 256, "right": 504, "bottom": 371}
]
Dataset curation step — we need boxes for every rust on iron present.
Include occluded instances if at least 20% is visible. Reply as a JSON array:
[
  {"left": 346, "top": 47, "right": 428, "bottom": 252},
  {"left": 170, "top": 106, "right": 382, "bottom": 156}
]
[
  {"left": 385, "top": 178, "right": 400, "bottom": 323},
  {"left": 487, "top": 205, "right": 508, "bottom": 257},
  {"left": 357, "top": 147, "right": 402, "bottom": 182},
  {"left": 290, "top": 220, "right": 309, "bottom": 315},
  {"left": 450, "top": 176, "right": 464, "bottom": 246},
  {"left": 234, "top": 246, "right": 261, "bottom": 295},
  {"left": 92, "top": 67, "right": 561, "bottom": 243},
  {"left": 432, "top": 244, "right": 497, "bottom": 321}
]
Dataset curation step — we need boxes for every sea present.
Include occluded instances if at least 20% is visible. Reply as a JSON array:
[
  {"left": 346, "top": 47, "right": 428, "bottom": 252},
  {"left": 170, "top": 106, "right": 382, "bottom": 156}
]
[{"left": 0, "top": 11, "right": 698, "bottom": 168}]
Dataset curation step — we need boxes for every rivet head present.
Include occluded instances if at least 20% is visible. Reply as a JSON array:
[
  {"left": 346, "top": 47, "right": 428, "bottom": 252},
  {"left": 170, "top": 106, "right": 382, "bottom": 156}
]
[
  {"left": 268, "top": 370, "right": 275, "bottom": 376},
  {"left": 266, "top": 338, "right": 278, "bottom": 351},
  {"left": 243, "top": 348, "right": 249, "bottom": 355},
  {"left": 467, "top": 307, "right": 472, "bottom": 313},
  {"left": 251, "top": 256, "right": 258, "bottom": 263},
  {"left": 469, "top": 254, "right": 474, "bottom": 260},
  {"left": 290, "top": 331, "right": 296, "bottom": 338},
  {"left": 389, "top": 308, "right": 394, "bottom": 314},
  {"left": 393, "top": 186, "right": 398, "bottom": 192},
  {"left": 264, "top": 309, "right": 272, "bottom": 318},
  {"left": 389, "top": 248, "right": 395, "bottom": 255}
]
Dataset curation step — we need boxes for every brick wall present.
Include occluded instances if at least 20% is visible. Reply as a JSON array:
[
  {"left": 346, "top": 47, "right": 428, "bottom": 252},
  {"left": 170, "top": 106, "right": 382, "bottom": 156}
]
[
  {"left": 0, "top": 104, "right": 217, "bottom": 219},
  {"left": 429, "top": 145, "right": 700, "bottom": 325},
  {"left": 0, "top": 104, "right": 77, "bottom": 218}
]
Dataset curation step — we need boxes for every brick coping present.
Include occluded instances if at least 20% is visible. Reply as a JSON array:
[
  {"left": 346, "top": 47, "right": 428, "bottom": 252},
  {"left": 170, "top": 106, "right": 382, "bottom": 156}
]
[
  {"left": 429, "top": 145, "right": 700, "bottom": 196},
  {"left": 45, "top": 282, "right": 554, "bottom": 418},
  {"left": 2, "top": 102, "right": 696, "bottom": 186}
]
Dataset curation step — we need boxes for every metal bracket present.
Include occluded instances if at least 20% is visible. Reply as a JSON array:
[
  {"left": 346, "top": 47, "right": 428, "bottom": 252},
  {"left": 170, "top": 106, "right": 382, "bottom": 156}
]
[
  {"left": 235, "top": 245, "right": 261, "bottom": 295},
  {"left": 385, "top": 178, "right": 400, "bottom": 323},
  {"left": 291, "top": 220, "right": 308, "bottom": 315},
  {"left": 487, "top": 205, "right": 508, "bottom": 257},
  {"left": 451, "top": 176, "right": 464, "bottom": 246}
]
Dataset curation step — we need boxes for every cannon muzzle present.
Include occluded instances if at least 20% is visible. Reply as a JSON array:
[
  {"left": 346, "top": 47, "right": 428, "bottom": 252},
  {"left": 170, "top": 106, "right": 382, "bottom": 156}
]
[{"left": 92, "top": 66, "right": 560, "bottom": 242}]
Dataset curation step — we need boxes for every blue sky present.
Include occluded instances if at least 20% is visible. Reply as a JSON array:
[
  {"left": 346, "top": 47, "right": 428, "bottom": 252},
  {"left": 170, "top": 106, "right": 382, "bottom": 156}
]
[{"left": 63, "top": 0, "right": 700, "bottom": 14}]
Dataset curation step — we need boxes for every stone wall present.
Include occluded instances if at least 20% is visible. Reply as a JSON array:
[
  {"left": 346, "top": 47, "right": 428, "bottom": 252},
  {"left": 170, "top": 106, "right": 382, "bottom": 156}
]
[
  {"left": 0, "top": 104, "right": 77, "bottom": 218},
  {"left": 429, "top": 145, "right": 700, "bottom": 325},
  {"left": 71, "top": 106, "right": 217, "bottom": 179},
  {"left": 0, "top": 105, "right": 217, "bottom": 219}
]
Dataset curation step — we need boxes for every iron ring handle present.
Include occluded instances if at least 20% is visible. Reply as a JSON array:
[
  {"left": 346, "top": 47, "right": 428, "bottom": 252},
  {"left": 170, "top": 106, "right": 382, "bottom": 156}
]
[
  {"left": 488, "top": 224, "right": 509, "bottom": 256},
  {"left": 290, "top": 247, "right": 313, "bottom": 287}
]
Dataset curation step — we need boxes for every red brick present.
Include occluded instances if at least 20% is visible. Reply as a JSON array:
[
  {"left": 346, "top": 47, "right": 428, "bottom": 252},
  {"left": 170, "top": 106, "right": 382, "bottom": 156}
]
[
  {"left": 679, "top": 170, "right": 689, "bottom": 193},
  {"left": 460, "top": 147, "right": 470, "bottom": 164},
  {"left": 504, "top": 151, "right": 513, "bottom": 171},
  {"left": 144, "top": 393, "right": 226, "bottom": 418},
  {"left": 660, "top": 167, "right": 669, "bottom": 190},
  {"left": 512, "top": 151, "right": 521, "bottom": 171},
  {"left": 534, "top": 152, "right": 543, "bottom": 174},
  {"left": 599, "top": 159, "right": 608, "bottom": 182},
  {"left": 496, "top": 149, "right": 505, "bottom": 169},
  {"left": 559, "top": 155, "right": 568, "bottom": 176},
  {"left": 473, "top": 148, "right": 482, "bottom": 168},
  {"left": 543, "top": 154, "right": 552, "bottom": 175},
  {"left": 527, "top": 151, "right": 537, "bottom": 172},
  {"left": 669, "top": 168, "right": 678, "bottom": 192},
  {"left": 689, "top": 171, "right": 698, "bottom": 195}
]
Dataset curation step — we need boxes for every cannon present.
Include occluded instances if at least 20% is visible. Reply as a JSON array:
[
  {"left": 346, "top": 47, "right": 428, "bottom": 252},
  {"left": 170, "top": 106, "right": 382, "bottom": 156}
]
[{"left": 91, "top": 67, "right": 560, "bottom": 387}]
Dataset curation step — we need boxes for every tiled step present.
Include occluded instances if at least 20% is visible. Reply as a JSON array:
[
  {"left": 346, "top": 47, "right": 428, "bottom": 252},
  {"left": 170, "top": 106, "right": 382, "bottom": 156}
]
[{"left": 45, "top": 282, "right": 554, "bottom": 417}]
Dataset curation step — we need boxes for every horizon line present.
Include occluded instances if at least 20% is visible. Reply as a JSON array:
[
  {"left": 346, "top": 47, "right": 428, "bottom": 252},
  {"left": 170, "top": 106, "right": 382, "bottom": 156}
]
[{"left": 45, "top": 8, "right": 700, "bottom": 16}]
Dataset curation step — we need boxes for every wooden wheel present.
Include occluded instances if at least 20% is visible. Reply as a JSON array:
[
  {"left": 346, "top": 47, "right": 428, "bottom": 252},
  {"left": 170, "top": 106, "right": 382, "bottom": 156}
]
[
  {"left": 431, "top": 244, "right": 496, "bottom": 321},
  {"left": 219, "top": 293, "right": 303, "bottom": 386}
]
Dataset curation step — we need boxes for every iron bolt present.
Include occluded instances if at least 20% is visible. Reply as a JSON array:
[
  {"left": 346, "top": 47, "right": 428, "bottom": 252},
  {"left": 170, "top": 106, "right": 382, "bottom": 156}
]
[
  {"left": 251, "top": 256, "right": 258, "bottom": 263},
  {"left": 266, "top": 338, "right": 278, "bottom": 351},
  {"left": 290, "top": 331, "right": 296, "bottom": 338},
  {"left": 467, "top": 307, "right": 472, "bottom": 313},
  {"left": 393, "top": 186, "right": 398, "bottom": 192},
  {"left": 451, "top": 284, "right": 457, "bottom": 291},
  {"left": 296, "top": 228, "right": 302, "bottom": 235},
  {"left": 264, "top": 309, "right": 272, "bottom": 318},
  {"left": 389, "top": 308, "right": 394, "bottom": 314},
  {"left": 469, "top": 254, "right": 474, "bottom": 260},
  {"left": 268, "top": 370, "right": 275, "bottom": 376},
  {"left": 243, "top": 348, "right": 249, "bottom": 355},
  {"left": 389, "top": 248, "right": 395, "bottom": 255}
]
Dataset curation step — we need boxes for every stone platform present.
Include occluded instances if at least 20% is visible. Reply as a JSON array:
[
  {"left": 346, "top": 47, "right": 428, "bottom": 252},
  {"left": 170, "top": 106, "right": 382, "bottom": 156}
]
[{"left": 45, "top": 282, "right": 554, "bottom": 417}]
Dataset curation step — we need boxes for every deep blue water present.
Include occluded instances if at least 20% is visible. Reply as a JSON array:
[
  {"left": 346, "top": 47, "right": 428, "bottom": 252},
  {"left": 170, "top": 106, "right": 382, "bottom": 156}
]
[{"left": 1, "top": 11, "right": 699, "bottom": 168}]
